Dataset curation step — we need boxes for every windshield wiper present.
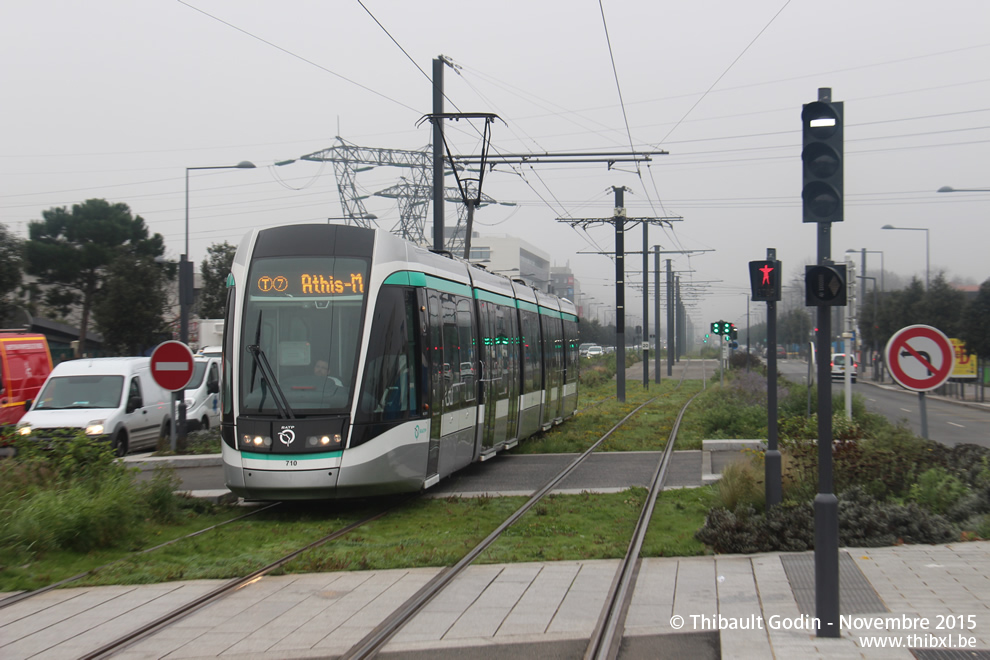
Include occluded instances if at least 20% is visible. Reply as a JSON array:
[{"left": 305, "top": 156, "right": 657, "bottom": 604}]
[{"left": 246, "top": 345, "right": 296, "bottom": 419}]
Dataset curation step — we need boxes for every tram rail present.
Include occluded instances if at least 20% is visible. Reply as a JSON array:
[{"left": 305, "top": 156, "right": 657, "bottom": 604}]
[{"left": 5, "top": 359, "right": 710, "bottom": 659}]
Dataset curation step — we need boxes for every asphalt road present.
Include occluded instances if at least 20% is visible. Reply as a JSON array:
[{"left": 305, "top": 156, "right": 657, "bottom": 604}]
[
  {"left": 146, "top": 356, "right": 988, "bottom": 494},
  {"left": 775, "top": 356, "right": 990, "bottom": 447},
  {"left": 136, "top": 450, "right": 721, "bottom": 497}
]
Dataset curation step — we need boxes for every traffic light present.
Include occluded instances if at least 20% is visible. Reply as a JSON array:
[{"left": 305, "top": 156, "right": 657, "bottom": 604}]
[
  {"left": 749, "top": 259, "right": 782, "bottom": 302},
  {"left": 710, "top": 321, "right": 722, "bottom": 335},
  {"left": 801, "top": 94, "right": 843, "bottom": 223},
  {"left": 806, "top": 264, "right": 847, "bottom": 306},
  {"left": 729, "top": 325, "right": 738, "bottom": 340}
]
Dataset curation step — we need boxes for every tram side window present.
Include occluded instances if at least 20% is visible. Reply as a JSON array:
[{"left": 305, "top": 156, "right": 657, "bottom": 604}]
[
  {"left": 355, "top": 287, "right": 419, "bottom": 423},
  {"left": 519, "top": 310, "right": 542, "bottom": 393},
  {"left": 564, "top": 319, "right": 579, "bottom": 384},
  {"left": 457, "top": 296, "right": 476, "bottom": 403}
]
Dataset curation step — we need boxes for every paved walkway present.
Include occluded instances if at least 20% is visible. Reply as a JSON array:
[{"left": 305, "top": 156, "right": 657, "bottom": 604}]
[{"left": 3, "top": 541, "right": 990, "bottom": 659}]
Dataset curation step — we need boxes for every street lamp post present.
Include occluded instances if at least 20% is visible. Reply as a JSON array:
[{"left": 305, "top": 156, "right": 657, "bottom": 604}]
[
  {"left": 845, "top": 248, "right": 884, "bottom": 293},
  {"left": 181, "top": 161, "right": 256, "bottom": 344},
  {"left": 858, "top": 276, "right": 879, "bottom": 381},
  {"left": 881, "top": 224, "right": 929, "bottom": 290}
]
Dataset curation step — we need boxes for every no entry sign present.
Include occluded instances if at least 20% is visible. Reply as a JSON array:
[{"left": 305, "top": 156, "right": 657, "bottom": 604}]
[
  {"left": 884, "top": 325, "right": 955, "bottom": 392},
  {"left": 150, "top": 340, "right": 195, "bottom": 391}
]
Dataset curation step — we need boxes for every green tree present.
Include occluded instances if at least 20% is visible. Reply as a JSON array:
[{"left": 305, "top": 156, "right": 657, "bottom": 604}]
[
  {"left": 875, "top": 278, "right": 925, "bottom": 346},
  {"left": 918, "top": 273, "right": 965, "bottom": 337},
  {"left": 197, "top": 241, "right": 237, "bottom": 319},
  {"left": 872, "top": 275, "right": 968, "bottom": 350},
  {"left": 778, "top": 307, "right": 812, "bottom": 347},
  {"left": 0, "top": 224, "right": 23, "bottom": 322},
  {"left": 25, "top": 199, "right": 165, "bottom": 350},
  {"left": 92, "top": 252, "right": 173, "bottom": 355},
  {"left": 961, "top": 279, "right": 990, "bottom": 360}
]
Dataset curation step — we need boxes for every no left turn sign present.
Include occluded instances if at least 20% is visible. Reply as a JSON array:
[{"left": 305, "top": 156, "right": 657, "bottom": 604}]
[{"left": 884, "top": 325, "right": 955, "bottom": 392}]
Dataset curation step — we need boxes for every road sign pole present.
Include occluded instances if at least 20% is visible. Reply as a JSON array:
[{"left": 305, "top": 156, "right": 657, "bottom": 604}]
[
  {"left": 765, "top": 248, "right": 781, "bottom": 509},
  {"left": 919, "top": 391, "right": 929, "bottom": 439},
  {"left": 150, "top": 341, "right": 196, "bottom": 453},
  {"left": 178, "top": 400, "right": 188, "bottom": 452},
  {"left": 815, "top": 289, "right": 840, "bottom": 639},
  {"left": 807, "top": 86, "right": 840, "bottom": 639},
  {"left": 170, "top": 391, "right": 179, "bottom": 452}
]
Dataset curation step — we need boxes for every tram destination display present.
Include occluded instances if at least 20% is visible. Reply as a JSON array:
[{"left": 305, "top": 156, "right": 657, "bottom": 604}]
[{"left": 249, "top": 257, "right": 368, "bottom": 297}]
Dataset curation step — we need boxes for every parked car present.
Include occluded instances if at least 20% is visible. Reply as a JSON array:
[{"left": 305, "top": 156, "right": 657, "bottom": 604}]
[
  {"left": 178, "top": 356, "right": 221, "bottom": 431},
  {"left": 18, "top": 357, "right": 172, "bottom": 455},
  {"left": 830, "top": 353, "right": 858, "bottom": 382},
  {"left": 197, "top": 345, "right": 222, "bottom": 359},
  {"left": 776, "top": 345, "right": 787, "bottom": 360}
]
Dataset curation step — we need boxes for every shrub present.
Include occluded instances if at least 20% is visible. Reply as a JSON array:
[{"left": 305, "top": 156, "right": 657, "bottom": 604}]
[
  {"left": 0, "top": 472, "right": 146, "bottom": 552},
  {"left": 908, "top": 467, "right": 969, "bottom": 515},
  {"left": 0, "top": 431, "right": 190, "bottom": 555},
  {"left": 138, "top": 466, "right": 183, "bottom": 523},
  {"left": 695, "top": 487, "right": 958, "bottom": 553},
  {"left": 729, "top": 352, "right": 763, "bottom": 372},
  {"left": 695, "top": 503, "right": 814, "bottom": 554},
  {"left": 716, "top": 459, "right": 764, "bottom": 511}
]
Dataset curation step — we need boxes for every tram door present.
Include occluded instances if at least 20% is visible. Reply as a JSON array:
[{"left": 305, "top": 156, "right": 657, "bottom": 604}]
[
  {"left": 479, "top": 301, "right": 509, "bottom": 455},
  {"left": 426, "top": 290, "right": 443, "bottom": 480}
]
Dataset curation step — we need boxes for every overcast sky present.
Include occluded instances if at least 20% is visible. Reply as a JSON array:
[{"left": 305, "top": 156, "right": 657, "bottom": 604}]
[{"left": 3, "top": 1, "right": 989, "bottom": 333}]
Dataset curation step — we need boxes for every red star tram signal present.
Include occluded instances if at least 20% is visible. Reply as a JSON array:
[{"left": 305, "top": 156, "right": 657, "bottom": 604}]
[{"left": 749, "top": 259, "right": 782, "bottom": 302}]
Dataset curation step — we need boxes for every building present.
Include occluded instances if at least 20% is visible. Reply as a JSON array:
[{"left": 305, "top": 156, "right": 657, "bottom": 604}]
[{"left": 468, "top": 233, "right": 552, "bottom": 293}]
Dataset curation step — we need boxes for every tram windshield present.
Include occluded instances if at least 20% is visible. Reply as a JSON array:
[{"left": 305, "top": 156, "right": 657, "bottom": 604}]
[{"left": 239, "top": 256, "right": 369, "bottom": 415}]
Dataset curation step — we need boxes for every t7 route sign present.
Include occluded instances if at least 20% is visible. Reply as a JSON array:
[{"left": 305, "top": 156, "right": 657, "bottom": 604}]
[{"left": 884, "top": 325, "right": 955, "bottom": 392}]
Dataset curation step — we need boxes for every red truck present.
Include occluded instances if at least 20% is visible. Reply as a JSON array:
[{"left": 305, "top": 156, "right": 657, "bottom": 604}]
[{"left": 1, "top": 332, "right": 54, "bottom": 427}]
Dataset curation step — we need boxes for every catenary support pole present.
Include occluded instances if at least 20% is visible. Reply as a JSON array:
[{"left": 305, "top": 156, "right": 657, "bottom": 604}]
[
  {"left": 432, "top": 58, "right": 445, "bottom": 252},
  {"left": 642, "top": 222, "right": 649, "bottom": 389},
  {"left": 614, "top": 186, "right": 626, "bottom": 403},
  {"left": 667, "top": 259, "right": 676, "bottom": 377},
  {"left": 654, "top": 247, "right": 661, "bottom": 384}
]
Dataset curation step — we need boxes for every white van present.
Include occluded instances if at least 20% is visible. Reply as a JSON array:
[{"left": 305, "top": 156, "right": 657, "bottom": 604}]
[
  {"left": 180, "top": 356, "right": 221, "bottom": 431},
  {"left": 17, "top": 357, "right": 172, "bottom": 455}
]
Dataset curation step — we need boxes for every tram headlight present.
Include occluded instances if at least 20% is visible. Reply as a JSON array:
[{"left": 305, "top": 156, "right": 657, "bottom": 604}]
[
  {"left": 241, "top": 434, "right": 272, "bottom": 449},
  {"left": 307, "top": 433, "right": 341, "bottom": 447}
]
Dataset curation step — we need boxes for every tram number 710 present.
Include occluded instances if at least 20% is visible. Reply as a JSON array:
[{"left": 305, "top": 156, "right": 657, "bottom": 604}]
[{"left": 285, "top": 460, "right": 298, "bottom": 467}]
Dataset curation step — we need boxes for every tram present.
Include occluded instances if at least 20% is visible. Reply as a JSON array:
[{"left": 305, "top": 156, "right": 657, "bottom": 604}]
[{"left": 221, "top": 224, "right": 579, "bottom": 499}]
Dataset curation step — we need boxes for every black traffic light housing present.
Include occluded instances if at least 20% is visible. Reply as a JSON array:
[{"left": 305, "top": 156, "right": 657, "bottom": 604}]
[
  {"left": 805, "top": 264, "right": 847, "bottom": 306},
  {"left": 749, "top": 259, "right": 782, "bottom": 302},
  {"left": 801, "top": 100, "right": 843, "bottom": 223}
]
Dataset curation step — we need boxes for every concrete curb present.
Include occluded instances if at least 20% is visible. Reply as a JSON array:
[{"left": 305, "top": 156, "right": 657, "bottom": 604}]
[{"left": 123, "top": 453, "right": 222, "bottom": 471}]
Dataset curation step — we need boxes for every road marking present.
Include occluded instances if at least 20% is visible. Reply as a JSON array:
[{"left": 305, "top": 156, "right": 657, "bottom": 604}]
[
  {"left": 948, "top": 422, "right": 965, "bottom": 428},
  {"left": 899, "top": 408, "right": 912, "bottom": 413}
]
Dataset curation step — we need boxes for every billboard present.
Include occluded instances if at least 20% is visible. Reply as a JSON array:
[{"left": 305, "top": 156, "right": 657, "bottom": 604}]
[{"left": 950, "top": 338, "right": 978, "bottom": 380}]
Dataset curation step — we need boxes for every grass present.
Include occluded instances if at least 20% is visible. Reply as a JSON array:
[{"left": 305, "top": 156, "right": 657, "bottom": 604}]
[
  {"left": 512, "top": 378, "right": 705, "bottom": 454},
  {"left": 0, "top": 503, "right": 251, "bottom": 591},
  {"left": 0, "top": 372, "right": 719, "bottom": 591},
  {"left": 0, "top": 486, "right": 716, "bottom": 590}
]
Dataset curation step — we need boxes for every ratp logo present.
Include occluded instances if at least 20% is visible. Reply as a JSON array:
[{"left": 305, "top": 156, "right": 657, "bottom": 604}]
[
  {"left": 278, "top": 427, "right": 296, "bottom": 446},
  {"left": 413, "top": 423, "right": 429, "bottom": 439}
]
